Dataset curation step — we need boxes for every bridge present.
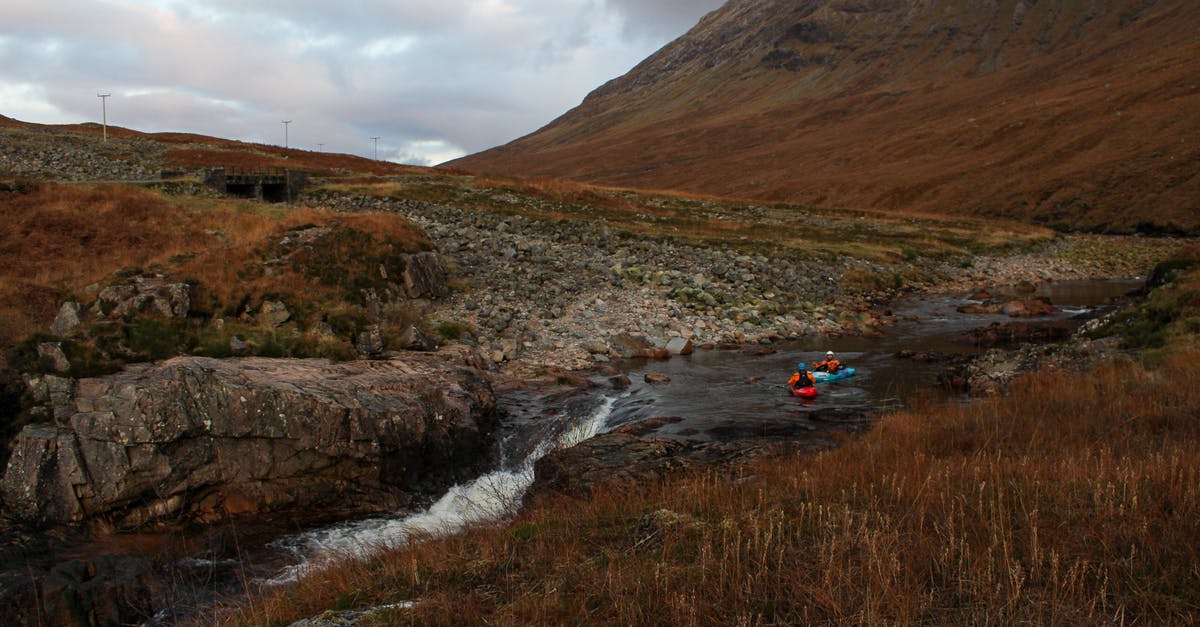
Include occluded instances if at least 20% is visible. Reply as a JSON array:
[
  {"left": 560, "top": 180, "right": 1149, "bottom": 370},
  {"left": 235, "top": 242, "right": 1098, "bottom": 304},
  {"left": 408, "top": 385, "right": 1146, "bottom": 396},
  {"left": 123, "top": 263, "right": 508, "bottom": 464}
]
[{"left": 203, "top": 167, "right": 308, "bottom": 203}]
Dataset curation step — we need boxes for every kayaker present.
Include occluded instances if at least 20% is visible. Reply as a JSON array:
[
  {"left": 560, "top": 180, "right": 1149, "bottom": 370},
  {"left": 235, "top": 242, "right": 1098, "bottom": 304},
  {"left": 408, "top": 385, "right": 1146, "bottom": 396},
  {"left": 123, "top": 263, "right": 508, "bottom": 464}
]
[
  {"left": 813, "top": 350, "right": 843, "bottom": 373},
  {"left": 788, "top": 362, "right": 816, "bottom": 389}
]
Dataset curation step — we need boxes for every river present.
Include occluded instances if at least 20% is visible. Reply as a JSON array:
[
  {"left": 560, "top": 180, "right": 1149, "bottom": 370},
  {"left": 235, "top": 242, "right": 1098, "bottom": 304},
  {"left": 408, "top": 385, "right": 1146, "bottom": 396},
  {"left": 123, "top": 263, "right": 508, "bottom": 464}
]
[
  {"left": 0, "top": 279, "right": 1142, "bottom": 624},
  {"left": 260, "top": 279, "right": 1140, "bottom": 585}
]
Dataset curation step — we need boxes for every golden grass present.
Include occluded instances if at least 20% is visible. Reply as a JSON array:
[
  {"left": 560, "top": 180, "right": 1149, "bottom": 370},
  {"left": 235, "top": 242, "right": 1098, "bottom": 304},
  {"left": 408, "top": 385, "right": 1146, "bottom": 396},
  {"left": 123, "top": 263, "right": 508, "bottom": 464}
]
[
  {"left": 0, "top": 181, "right": 428, "bottom": 352},
  {"left": 216, "top": 345, "right": 1200, "bottom": 626}
]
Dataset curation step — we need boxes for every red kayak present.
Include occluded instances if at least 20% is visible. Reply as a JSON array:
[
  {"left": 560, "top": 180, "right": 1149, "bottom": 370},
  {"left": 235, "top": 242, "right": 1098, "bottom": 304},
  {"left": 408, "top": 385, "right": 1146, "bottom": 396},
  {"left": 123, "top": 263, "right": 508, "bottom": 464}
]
[{"left": 790, "top": 385, "right": 818, "bottom": 398}]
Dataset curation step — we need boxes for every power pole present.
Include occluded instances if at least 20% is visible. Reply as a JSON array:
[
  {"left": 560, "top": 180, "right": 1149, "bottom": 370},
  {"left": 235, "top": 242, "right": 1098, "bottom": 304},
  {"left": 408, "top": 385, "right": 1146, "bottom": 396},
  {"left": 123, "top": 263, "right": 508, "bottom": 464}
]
[
  {"left": 281, "top": 120, "right": 291, "bottom": 149},
  {"left": 317, "top": 143, "right": 325, "bottom": 152},
  {"left": 371, "top": 136, "right": 381, "bottom": 161},
  {"left": 97, "top": 93, "right": 111, "bottom": 141}
]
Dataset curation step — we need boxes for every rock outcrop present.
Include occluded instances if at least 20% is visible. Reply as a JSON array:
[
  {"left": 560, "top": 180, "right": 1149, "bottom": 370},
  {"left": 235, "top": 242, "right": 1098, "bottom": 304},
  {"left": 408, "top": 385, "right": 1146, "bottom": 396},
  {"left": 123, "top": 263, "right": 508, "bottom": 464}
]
[{"left": 1, "top": 348, "right": 497, "bottom": 529}]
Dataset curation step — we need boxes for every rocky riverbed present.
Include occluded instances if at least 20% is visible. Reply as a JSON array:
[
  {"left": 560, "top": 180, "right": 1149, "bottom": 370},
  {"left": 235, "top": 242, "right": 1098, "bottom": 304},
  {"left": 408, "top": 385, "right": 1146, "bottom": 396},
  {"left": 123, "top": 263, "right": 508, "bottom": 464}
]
[{"left": 301, "top": 190, "right": 1165, "bottom": 381}]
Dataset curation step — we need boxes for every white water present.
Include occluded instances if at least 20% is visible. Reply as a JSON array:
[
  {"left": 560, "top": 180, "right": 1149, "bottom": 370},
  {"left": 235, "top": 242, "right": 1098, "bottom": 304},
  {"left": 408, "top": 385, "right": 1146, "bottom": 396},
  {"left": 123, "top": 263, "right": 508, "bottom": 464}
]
[{"left": 264, "top": 395, "right": 616, "bottom": 584}]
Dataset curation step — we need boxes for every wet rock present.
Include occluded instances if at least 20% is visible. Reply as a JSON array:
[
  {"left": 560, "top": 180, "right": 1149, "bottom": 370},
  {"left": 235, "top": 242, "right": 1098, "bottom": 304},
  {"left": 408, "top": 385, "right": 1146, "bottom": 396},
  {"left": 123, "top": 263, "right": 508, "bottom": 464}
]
[
  {"left": 1, "top": 349, "right": 497, "bottom": 529},
  {"left": 612, "top": 416, "right": 684, "bottom": 437},
  {"left": 664, "top": 338, "right": 694, "bottom": 356},
  {"left": 609, "top": 375, "right": 632, "bottom": 390},
  {"left": 530, "top": 432, "right": 777, "bottom": 497},
  {"left": 35, "top": 556, "right": 156, "bottom": 627},
  {"left": 644, "top": 373, "right": 671, "bottom": 385}
]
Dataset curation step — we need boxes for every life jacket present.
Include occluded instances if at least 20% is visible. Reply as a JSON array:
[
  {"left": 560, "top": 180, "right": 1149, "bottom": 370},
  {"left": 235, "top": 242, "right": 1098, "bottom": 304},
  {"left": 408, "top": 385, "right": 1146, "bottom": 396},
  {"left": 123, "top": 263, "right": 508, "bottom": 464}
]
[
  {"left": 815, "top": 359, "right": 841, "bottom": 373},
  {"left": 788, "top": 371, "right": 815, "bottom": 387}
]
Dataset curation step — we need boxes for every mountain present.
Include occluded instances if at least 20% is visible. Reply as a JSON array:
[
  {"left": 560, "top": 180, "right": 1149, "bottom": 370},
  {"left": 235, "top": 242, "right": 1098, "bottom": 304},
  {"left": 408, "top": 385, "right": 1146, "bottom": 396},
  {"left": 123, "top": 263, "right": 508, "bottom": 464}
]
[{"left": 450, "top": 0, "right": 1200, "bottom": 234}]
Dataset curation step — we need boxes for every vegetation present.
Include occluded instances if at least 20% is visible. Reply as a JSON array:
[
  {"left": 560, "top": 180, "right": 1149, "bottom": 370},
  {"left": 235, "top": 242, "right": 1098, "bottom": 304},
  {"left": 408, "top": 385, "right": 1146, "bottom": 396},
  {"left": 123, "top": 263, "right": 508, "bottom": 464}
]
[
  {"left": 311, "top": 174, "right": 1058, "bottom": 262},
  {"left": 1090, "top": 244, "right": 1200, "bottom": 351},
  {"left": 215, "top": 262, "right": 1200, "bottom": 626}
]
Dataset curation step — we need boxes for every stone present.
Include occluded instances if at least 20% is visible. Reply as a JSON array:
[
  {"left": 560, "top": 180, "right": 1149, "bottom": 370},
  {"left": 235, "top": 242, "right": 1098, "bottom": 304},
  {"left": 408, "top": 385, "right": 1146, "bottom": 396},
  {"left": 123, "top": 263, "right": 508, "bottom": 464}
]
[
  {"left": 402, "top": 252, "right": 450, "bottom": 299},
  {"left": 356, "top": 326, "right": 384, "bottom": 357},
  {"left": 644, "top": 373, "right": 671, "bottom": 385},
  {"left": 36, "top": 343, "right": 71, "bottom": 373},
  {"left": 259, "top": 300, "right": 291, "bottom": 327},
  {"left": 664, "top": 338, "right": 694, "bottom": 356},
  {"left": 396, "top": 325, "right": 439, "bottom": 352},
  {"left": 0, "top": 350, "right": 497, "bottom": 528},
  {"left": 50, "top": 302, "right": 82, "bottom": 336}
]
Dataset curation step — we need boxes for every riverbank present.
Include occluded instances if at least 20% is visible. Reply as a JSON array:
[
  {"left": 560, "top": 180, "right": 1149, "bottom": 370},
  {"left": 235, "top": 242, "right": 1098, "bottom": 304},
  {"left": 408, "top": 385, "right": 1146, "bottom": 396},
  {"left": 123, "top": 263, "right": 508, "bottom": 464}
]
[{"left": 217, "top": 270, "right": 1200, "bottom": 625}]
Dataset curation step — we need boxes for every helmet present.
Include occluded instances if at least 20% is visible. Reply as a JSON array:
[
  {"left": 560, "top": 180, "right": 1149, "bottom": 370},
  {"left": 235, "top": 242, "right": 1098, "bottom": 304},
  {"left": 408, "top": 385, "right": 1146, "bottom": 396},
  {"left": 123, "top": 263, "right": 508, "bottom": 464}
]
[
  {"left": 826, "top": 350, "right": 835, "bottom": 357},
  {"left": 797, "top": 362, "right": 806, "bottom": 370}
]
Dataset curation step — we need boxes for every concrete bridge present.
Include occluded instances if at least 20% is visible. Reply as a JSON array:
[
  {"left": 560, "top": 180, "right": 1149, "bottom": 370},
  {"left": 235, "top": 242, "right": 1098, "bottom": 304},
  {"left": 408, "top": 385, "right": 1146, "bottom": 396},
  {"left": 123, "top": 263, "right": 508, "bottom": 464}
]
[{"left": 203, "top": 167, "right": 308, "bottom": 203}]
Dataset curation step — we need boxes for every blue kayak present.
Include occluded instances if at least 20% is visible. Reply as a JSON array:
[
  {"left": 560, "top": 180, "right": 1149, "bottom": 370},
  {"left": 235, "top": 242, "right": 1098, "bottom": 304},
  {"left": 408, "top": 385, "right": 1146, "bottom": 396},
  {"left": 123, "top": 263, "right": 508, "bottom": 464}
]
[{"left": 813, "top": 367, "right": 856, "bottom": 382}]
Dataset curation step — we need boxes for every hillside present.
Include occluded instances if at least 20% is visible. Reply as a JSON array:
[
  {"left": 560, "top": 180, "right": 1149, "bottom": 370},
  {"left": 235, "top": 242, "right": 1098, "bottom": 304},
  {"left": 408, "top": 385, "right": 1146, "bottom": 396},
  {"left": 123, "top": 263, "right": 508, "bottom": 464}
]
[{"left": 450, "top": 0, "right": 1200, "bottom": 234}]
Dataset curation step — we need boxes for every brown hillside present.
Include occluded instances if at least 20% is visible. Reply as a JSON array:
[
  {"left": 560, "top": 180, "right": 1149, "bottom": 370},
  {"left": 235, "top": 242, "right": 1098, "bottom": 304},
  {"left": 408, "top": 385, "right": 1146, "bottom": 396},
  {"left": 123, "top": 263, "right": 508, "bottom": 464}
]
[{"left": 451, "top": 0, "right": 1200, "bottom": 234}]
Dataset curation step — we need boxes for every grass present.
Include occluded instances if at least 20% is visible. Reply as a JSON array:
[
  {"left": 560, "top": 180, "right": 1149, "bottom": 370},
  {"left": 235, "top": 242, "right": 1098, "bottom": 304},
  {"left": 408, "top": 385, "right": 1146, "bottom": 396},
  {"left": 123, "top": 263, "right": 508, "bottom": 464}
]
[
  {"left": 213, "top": 276, "right": 1200, "bottom": 625},
  {"left": 309, "top": 174, "right": 1058, "bottom": 262}
]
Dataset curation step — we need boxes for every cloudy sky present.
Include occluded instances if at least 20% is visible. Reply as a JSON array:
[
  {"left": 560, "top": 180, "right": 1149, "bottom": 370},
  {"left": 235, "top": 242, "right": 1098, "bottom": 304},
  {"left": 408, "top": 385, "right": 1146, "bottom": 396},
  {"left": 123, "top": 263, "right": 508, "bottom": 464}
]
[{"left": 0, "top": 0, "right": 724, "bottom": 165}]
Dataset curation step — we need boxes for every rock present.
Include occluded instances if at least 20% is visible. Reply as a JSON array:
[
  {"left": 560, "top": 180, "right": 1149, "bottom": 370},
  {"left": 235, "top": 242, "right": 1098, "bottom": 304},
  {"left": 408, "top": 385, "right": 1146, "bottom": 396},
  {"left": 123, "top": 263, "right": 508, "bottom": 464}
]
[
  {"left": 0, "top": 350, "right": 497, "bottom": 528},
  {"left": 609, "top": 375, "right": 632, "bottom": 390},
  {"left": 259, "top": 300, "right": 291, "bottom": 327},
  {"left": 50, "top": 302, "right": 82, "bottom": 336},
  {"left": 644, "top": 373, "right": 671, "bottom": 385},
  {"left": 664, "top": 338, "right": 694, "bottom": 356},
  {"left": 638, "top": 348, "right": 671, "bottom": 360},
  {"left": 37, "top": 556, "right": 155, "bottom": 627},
  {"left": 609, "top": 333, "right": 652, "bottom": 358},
  {"left": 94, "top": 275, "right": 190, "bottom": 320},
  {"left": 396, "top": 325, "right": 439, "bottom": 352},
  {"left": 36, "top": 343, "right": 71, "bottom": 373},
  {"left": 1002, "top": 297, "right": 1059, "bottom": 317},
  {"left": 530, "top": 432, "right": 772, "bottom": 497},
  {"left": 612, "top": 416, "right": 683, "bottom": 437},
  {"left": 402, "top": 252, "right": 449, "bottom": 299},
  {"left": 356, "top": 325, "right": 384, "bottom": 357}
]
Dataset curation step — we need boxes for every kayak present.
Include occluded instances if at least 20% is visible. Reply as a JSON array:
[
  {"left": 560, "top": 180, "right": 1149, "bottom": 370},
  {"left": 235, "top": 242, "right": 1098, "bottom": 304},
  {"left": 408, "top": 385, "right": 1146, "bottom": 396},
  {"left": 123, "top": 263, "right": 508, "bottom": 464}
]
[
  {"left": 790, "top": 385, "right": 818, "bottom": 398},
  {"left": 813, "top": 367, "right": 856, "bottom": 382}
]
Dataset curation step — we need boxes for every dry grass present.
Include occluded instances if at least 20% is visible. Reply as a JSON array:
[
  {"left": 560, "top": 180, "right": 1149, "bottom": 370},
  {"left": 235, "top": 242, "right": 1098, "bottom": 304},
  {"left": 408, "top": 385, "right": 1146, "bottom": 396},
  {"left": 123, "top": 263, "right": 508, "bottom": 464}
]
[
  {"left": 0, "top": 181, "right": 428, "bottom": 353},
  {"left": 217, "top": 344, "right": 1200, "bottom": 625}
]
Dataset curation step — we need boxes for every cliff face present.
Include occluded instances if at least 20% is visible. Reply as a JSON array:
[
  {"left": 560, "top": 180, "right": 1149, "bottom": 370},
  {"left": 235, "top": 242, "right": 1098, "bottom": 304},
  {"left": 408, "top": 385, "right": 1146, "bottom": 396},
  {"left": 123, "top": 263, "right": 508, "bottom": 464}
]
[
  {"left": 452, "top": 0, "right": 1200, "bottom": 233},
  {"left": 1, "top": 349, "right": 496, "bottom": 529}
]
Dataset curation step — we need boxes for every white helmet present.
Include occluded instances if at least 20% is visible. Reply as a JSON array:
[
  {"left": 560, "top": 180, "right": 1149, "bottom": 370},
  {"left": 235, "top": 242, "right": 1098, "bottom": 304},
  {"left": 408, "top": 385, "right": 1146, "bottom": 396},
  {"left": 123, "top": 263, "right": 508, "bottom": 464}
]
[{"left": 826, "top": 350, "right": 834, "bottom": 357}]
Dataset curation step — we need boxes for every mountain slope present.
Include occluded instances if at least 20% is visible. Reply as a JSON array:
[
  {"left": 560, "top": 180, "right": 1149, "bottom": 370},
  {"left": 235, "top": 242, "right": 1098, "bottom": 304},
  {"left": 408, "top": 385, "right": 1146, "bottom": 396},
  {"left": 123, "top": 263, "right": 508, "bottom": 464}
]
[{"left": 451, "top": 0, "right": 1200, "bottom": 234}]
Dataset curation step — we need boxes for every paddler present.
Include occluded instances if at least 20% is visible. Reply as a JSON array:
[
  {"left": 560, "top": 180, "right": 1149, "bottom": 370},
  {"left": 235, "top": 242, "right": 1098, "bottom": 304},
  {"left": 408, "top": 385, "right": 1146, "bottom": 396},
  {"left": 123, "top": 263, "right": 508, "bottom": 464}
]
[
  {"left": 813, "top": 350, "right": 842, "bottom": 373},
  {"left": 788, "top": 362, "right": 816, "bottom": 389}
]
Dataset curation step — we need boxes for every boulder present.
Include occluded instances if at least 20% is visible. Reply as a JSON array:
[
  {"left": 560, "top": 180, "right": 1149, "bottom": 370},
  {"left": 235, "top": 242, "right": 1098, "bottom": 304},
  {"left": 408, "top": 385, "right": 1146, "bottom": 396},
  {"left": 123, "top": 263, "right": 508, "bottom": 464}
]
[
  {"left": 664, "top": 338, "right": 694, "bottom": 356},
  {"left": 94, "top": 275, "right": 190, "bottom": 320},
  {"left": 259, "top": 300, "right": 291, "bottom": 327},
  {"left": 402, "top": 252, "right": 449, "bottom": 299},
  {"left": 0, "top": 349, "right": 497, "bottom": 529},
  {"left": 50, "top": 302, "right": 82, "bottom": 336}
]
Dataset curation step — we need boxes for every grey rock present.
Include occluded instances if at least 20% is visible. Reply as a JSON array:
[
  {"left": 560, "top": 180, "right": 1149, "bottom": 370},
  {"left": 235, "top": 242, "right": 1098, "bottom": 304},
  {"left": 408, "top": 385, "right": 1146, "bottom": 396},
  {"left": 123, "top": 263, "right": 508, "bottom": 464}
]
[
  {"left": 259, "top": 300, "right": 291, "bottom": 327},
  {"left": 50, "top": 302, "right": 82, "bottom": 336},
  {"left": 36, "top": 343, "right": 71, "bottom": 373},
  {"left": 1, "top": 350, "right": 496, "bottom": 528}
]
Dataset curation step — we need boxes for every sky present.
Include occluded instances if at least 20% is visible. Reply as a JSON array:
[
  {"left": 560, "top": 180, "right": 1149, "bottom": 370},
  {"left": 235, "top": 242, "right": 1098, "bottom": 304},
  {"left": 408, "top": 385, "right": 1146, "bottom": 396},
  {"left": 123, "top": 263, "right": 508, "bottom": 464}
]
[{"left": 0, "top": 0, "right": 724, "bottom": 165}]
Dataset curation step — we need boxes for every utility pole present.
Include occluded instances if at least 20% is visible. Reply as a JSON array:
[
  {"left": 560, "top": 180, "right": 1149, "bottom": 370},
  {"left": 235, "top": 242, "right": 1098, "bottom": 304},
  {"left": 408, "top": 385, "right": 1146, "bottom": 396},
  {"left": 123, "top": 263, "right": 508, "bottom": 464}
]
[
  {"left": 281, "top": 120, "right": 291, "bottom": 149},
  {"left": 317, "top": 143, "right": 325, "bottom": 152},
  {"left": 97, "top": 93, "right": 111, "bottom": 141},
  {"left": 371, "top": 136, "right": 381, "bottom": 161}
]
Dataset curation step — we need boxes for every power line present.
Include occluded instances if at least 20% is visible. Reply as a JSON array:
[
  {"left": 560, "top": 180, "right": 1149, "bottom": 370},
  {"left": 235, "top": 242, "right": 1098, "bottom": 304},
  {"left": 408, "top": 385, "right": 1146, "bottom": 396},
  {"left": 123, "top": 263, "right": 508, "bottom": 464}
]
[{"left": 97, "top": 93, "right": 111, "bottom": 141}]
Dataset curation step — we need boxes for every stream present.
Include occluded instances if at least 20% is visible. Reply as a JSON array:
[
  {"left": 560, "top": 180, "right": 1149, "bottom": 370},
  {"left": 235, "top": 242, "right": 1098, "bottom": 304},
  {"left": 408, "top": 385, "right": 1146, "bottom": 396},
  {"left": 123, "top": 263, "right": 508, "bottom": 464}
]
[
  {"left": 260, "top": 279, "right": 1141, "bottom": 583},
  {"left": 0, "top": 279, "right": 1142, "bottom": 624}
]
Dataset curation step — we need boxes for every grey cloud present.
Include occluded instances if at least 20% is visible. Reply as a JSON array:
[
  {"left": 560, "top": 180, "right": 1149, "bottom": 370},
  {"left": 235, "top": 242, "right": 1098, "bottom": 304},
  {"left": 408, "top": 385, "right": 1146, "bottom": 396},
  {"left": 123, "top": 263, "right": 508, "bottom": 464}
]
[
  {"left": 0, "top": 0, "right": 720, "bottom": 165},
  {"left": 605, "top": 0, "right": 725, "bottom": 39}
]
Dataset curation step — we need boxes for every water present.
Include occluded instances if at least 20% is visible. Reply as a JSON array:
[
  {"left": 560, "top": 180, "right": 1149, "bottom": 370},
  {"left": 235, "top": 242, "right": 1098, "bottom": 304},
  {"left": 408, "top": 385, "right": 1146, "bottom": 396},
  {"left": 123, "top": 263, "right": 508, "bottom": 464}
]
[
  {"left": 263, "top": 279, "right": 1141, "bottom": 576},
  {"left": 262, "top": 394, "right": 617, "bottom": 583},
  {"left": 602, "top": 279, "right": 1143, "bottom": 440}
]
